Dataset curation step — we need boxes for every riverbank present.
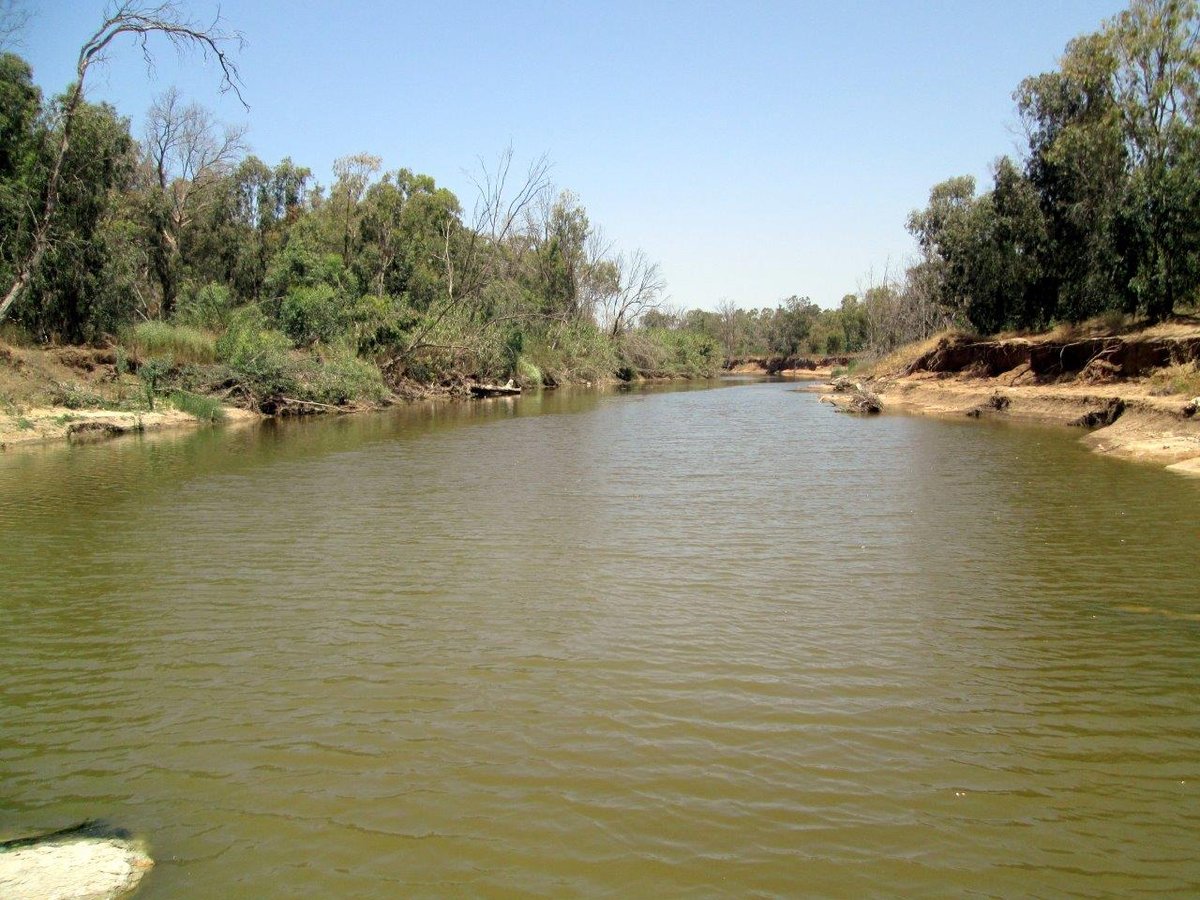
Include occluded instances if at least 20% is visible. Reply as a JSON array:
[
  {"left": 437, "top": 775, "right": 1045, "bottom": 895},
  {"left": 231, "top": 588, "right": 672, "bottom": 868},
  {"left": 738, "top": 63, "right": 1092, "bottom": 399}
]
[
  {"left": 0, "top": 342, "right": 261, "bottom": 450},
  {"left": 0, "top": 337, "right": 715, "bottom": 452},
  {"left": 725, "top": 354, "right": 853, "bottom": 380},
  {"left": 816, "top": 321, "right": 1200, "bottom": 476}
]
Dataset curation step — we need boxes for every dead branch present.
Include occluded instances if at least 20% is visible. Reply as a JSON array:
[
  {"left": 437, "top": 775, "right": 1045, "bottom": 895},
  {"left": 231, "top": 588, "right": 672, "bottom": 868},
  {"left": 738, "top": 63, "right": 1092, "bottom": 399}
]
[{"left": 0, "top": 1, "right": 245, "bottom": 325}]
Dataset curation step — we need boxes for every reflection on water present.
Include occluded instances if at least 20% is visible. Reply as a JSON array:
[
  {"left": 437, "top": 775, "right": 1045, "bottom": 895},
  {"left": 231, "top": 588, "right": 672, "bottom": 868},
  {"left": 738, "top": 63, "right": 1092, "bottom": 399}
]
[{"left": 2, "top": 381, "right": 1199, "bottom": 897}]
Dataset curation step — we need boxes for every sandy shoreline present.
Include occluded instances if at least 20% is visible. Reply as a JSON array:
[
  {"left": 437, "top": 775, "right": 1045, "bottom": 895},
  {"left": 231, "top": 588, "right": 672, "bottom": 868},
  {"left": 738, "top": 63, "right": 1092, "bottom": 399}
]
[
  {"left": 0, "top": 405, "right": 262, "bottom": 451},
  {"left": 810, "top": 373, "right": 1200, "bottom": 476}
]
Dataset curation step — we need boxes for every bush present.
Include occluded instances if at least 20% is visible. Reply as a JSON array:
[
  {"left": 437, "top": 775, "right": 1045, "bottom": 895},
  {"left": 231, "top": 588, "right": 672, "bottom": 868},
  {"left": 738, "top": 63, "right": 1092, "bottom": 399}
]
[
  {"left": 348, "top": 294, "right": 418, "bottom": 354},
  {"left": 515, "top": 356, "right": 542, "bottom": 387},
  {"left": 298, "top": 348, "right": 388, "bottom": 405},
  {"left": 216, "top": 307, "right": 299, "bottom": 399},
  {"left": 49, "top": 383, "right": 106, "bottom": 409},
  {"left": 126, "top": 321, "right": 217, "bottom": 364},
  {"left": 621, "top": 328, "right": 721, "bottom": 378},
  {"left": 1149, "top": 361, "right": 1200, "bottom": 397},
  {"left": 280, "top": 284, "right": 348, "bottom": 346},
  {"left": 175, "top": 282, "right": 237, "bottom": 330},
  {"left": 137, "top": 355, "right": 173, "bottom": 410},
  {"left": 522, "top": 321, "right": 621, "bottom": 384}
]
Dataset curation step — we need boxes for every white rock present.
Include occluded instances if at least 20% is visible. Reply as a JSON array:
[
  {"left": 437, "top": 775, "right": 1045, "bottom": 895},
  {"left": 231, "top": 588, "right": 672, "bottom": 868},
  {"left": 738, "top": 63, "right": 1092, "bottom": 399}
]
[{"left": 0, "top": 839, "right": 153, "bottom": 900}]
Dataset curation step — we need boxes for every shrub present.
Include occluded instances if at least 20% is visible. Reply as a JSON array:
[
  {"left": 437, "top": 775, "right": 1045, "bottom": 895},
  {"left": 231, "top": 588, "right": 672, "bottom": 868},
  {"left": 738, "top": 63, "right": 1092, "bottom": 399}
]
[
  {"left": 516, "top": 356, "right": 543, "bottom": 387},
  {"left": 348, "top": 294, "right": 419, "bottom": 354},
  {"left": 50, "top": 383, "right": 106, "bottom": 409},
  {"left": 217, "top": 307, "right": 299, "bottom": 399},
  {"left": 136, "top": 355, "right": 175, "bottom": 410},
  {"left": 1149, "top": 361, "right": 1200, "bottom": 397},
  {"left": 522, "top": 321, "right": 621, "bottom": 384},
  {"left": 621, "top": 328, "right": 721, "bottom": 378},
  {"left": 137, "top": 355, "right": 173, "bottom": 410},
  {"left": 299, "top": 348, "right": 388, "bottom": 405},
  {"left": 175, "top": 282, "right": 237, "bottom": 330},
  {"left": 126, "top": 321, "right": 217, "bottom": 364},
  {"left": 280, "top": 284, "right": 348, "bottom": 346}
]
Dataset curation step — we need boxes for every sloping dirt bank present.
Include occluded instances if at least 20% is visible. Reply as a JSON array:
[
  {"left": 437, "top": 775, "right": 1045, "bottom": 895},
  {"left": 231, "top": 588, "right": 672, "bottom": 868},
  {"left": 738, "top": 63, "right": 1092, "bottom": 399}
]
[
  {"left": 725, "top": 354, "right": 853, "bottom": 378},
  {"left": 819, "top": 325, "right": 1200, "bottom": 476},
  {"left": 0, "top": 343, "right": 259, "bottom": 451},
  {"left": 0, "top": 405, "right": 261, "bottom": 450}
]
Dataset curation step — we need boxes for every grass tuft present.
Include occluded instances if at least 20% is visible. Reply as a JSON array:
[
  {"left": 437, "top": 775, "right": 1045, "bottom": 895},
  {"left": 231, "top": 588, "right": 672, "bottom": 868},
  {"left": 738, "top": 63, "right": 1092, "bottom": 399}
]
[
  {"left": 126, "top": 321, "right": 217, "bottom": 364},
  {"left": 169, "top": 391, "right": 227, "bottom": 423},
  {"left": 1148, "top": 361, "right": 1200, "bottom": 397}
]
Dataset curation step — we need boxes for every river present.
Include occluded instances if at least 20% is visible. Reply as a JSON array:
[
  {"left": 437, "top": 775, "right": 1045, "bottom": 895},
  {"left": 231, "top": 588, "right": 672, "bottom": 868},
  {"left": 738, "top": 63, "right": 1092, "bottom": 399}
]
[{"left": 2, "top": 380, "right": 1198, "bottom": 897}]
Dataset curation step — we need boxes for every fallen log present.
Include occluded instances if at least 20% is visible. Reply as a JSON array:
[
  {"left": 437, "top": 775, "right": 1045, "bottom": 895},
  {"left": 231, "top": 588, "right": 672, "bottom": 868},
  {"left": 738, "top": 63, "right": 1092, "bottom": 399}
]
[{"left": 470, "top": 380, "right": 521, "bottom": 397}]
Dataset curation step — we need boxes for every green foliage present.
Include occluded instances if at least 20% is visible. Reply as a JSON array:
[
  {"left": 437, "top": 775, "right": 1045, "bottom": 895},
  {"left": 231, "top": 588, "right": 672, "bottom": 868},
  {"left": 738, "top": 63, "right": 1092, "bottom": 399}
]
[
  {"left": 175, "top": 282, "right": 237, "bottom": 330},
  {"left": 297, "top": 346, "right": 388, "bottom": 405},
  {"left": 216, "top": 306, "right": 298, "bottom": 399},
  {"left": 169, "top": 390, "right": 227, "bottom": 422},
  {"left": 137, "top": 355, "right": 173, "bottom": 410},
  {"left": 620, "top": 328, "right": 721, "bottom": 378},
  {"left": 520, "top": 321, "right": 621, "bottom": 384},
  {"left": 347, "top": 293, "right": 419, "bottom": 355},
  {"left": 280, "top": 284, "right": 346, "bottom": 345},
  {"left": 515, "top": 356, "right": 543, "bottom": 387},
  {"left": 14, "top": 93, "right": 139, "bottom": 342},
  {"left": 50, "top": 383, "right": 106, "bottom": 409},
  {"left": 127, "top": 321, "right": 217, "bottom": 364}
]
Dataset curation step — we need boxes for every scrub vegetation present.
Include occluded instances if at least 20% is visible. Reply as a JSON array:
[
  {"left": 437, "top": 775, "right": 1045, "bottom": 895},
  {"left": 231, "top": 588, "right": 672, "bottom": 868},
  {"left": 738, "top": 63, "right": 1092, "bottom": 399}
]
[
  {"left": 1, "top": 0, "right": 1198, "bottom": 424},
  {"left": 0, "top": 2, "right": 717, "bottom": 420}
]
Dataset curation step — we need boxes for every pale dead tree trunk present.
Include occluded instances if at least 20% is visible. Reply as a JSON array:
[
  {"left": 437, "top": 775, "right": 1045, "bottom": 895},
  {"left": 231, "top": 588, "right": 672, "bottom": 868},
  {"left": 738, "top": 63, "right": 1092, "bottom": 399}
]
[
  {"left": 145, "top": 87, "right": 246, "bottom": 316},
  {"left": 0, "top": 1, "right": 244, "bottom": 326},
  {"left": 392, "top": 147, "right": 550, "bottom": 363},
  {"left": 576, "top": 225, "right": 615, "bottom": 326},
  {"left": 603, "top": 249, "right": 666, "bottom": 337},
  {"left": 332, "top": 152, "right": 381, "bottom": 264}
]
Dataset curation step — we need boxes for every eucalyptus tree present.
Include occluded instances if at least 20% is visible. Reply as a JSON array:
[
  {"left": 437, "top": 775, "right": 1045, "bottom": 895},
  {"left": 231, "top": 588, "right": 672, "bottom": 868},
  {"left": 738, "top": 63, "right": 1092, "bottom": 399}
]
[
  {"left": 0, "top": 0, "right": 27, "bottom": 51},
  {"left": 389, "top": 148, "right": 550, "bottom": 365},
  {"left": 0, "top": 52, "right": 41, "bottom": 293},
  {"left": 1016, "top": 0, "right": 1199, "bottom": 323},
  {"left": 0, "top": 1, "right": 244, "bottom": 327},
  {"left": 331, "top": 152, "right": 381, "bottom": 264},
  {"left": 143, "top": 87, "right": 246, "bottom": 315},
  {"left": 1107, "top": 0, "right": 1200, "bottom": 319}
]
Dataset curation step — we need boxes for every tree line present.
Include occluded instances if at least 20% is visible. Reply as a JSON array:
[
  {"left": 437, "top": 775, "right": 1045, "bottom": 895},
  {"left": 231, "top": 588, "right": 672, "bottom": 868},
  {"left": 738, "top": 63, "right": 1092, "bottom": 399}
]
[
  {"left": 663, "top": 0, "right": 1198, "bottom": 356},
  {"left": 1, "top": 0, "right": 1194, "bottom": 400},
  {"left": 0, "top": 3, "right": 719, "bottom": 403}
]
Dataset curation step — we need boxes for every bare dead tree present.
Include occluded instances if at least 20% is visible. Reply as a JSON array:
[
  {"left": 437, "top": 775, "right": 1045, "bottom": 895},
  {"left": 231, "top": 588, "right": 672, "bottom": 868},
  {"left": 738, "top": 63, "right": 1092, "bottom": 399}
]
[
  {"left": 0, "top": 0, "right": 29, "bottom": 51},
  {"left": 575, "top": 225, "right": 616, "bottom": 325},
  {"left": 0, "top": 1, "right": 245, "bottom": 326},
  {"left": 716, "top": 297, "right": 740, "bottom": 357},
  {"left": 144, "top": 86, "right": 246, "bottom": 314},
  {"left": 390, "top": 147, "right": 550, "bottom": 363},
  {"left": 601, "top": 249, "right": 666, "bottom": 337}
]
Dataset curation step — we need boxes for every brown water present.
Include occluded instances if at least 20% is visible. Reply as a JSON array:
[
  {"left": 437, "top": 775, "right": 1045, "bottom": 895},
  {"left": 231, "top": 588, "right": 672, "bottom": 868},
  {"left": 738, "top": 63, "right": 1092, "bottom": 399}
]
[{"left": 2, "top": 380, "right": 1199, "bottom": 897}]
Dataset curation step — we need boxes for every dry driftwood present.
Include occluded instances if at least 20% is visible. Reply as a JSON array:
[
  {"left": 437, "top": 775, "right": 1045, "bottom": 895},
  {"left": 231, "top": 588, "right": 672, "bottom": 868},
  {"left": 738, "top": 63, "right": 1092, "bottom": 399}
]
[{"left": 470, "top": 380, "right": 521, "bottom": 397}]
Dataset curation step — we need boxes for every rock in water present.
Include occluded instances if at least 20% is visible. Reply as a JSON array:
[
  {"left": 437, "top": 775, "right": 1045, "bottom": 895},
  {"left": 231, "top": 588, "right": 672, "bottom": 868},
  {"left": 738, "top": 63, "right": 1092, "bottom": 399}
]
[{"left": 0, "top": 836, "right": 153, "bottom": 899}]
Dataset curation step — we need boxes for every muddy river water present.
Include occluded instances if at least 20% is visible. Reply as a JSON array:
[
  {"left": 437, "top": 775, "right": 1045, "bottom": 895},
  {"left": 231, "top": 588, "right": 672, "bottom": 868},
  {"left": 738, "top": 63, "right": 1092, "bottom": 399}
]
[{"left": 2, "top": 380, "right": 1198, "bottom": 896}]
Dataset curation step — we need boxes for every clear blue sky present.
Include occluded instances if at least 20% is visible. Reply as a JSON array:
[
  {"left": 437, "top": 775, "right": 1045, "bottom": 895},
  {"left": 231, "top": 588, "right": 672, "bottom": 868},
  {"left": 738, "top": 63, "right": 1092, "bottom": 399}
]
[{"left": 18, "top": 0, "right": 1124, "bottom": 311}]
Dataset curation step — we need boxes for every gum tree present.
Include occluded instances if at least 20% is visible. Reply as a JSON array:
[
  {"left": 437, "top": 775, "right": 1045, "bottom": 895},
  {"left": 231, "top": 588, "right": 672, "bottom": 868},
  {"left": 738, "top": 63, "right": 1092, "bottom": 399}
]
[{"left": 0, "top": 1, "right": 244, "bottom": 326}]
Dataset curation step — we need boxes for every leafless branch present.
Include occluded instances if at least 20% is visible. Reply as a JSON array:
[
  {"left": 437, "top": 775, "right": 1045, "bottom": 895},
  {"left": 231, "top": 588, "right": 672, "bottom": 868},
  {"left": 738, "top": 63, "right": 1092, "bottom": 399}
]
[
  {"left": 0, "top": 1, "right": 246, "bottom": 325},
  {"left": 0, "top": 0, "right": 29, "bottom": 51}
]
